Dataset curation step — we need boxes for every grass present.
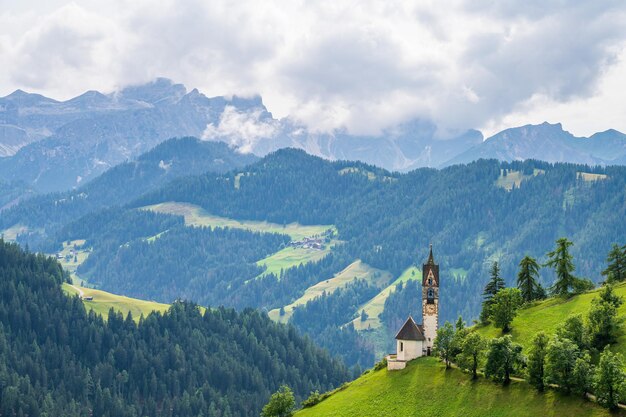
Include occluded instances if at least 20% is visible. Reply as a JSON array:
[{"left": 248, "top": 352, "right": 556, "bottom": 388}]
[
  {"left": 62, "top": 283, "right": 171, "bottom": 321},
  {"left": 496, "top": 169, "right": 545, "bottom": 191},
  {"left": 577, "top": 172, "right": 608, "bottom": 182},
  {"left": 351, "top": 266, "right": 421, "bottom": 331},
  {"left": 0, "top": 223, "right": 29, "bottom": 241},
  {"left": 53, "top": 239, "right": 90, "bottom": 285},
  {"left": 476, "top": 282, "right": 626, "bottom": 357},
  {"left": 296, "top": 357, "right": 613, "bottom": 417},
  {"left": 255, "top": 243, "right": 337, "bottom": 279},
  {"left": 268, "top": 260, "right": 393, "bottom": 323},
  {"left": 141, "top": 201, "right": 335, "bottom": 240}
]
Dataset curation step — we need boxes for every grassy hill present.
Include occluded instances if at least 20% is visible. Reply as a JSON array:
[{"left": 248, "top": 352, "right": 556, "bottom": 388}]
[
  {"left": 296, "top": 357, "right": 612, "bottom": 417},
  {"left": 141, "top": 201, "right": 335, "bottom": 240},
  {"left": 62, "top": 283, "right": 170, "bottom": 321},
  {"left": 476, "top": 282, "right": 626, "bottom": 357},
  {"left": 268, "top": 260, "right": 393, "bottom": 323}
]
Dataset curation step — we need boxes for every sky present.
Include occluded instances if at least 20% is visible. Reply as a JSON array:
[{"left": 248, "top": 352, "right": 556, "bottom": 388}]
[{"left": 1, "top": 0, "right": 625, "bottom": 138}]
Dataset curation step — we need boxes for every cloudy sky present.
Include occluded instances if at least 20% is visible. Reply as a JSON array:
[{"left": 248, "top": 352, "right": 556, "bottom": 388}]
[{"left": 1, "top": 0, "right": 625, "bottom": 137}]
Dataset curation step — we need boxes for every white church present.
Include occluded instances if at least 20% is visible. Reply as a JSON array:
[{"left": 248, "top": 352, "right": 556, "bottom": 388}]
[{"left": 387, "top": 245, "right": 439, "bottom": 371}]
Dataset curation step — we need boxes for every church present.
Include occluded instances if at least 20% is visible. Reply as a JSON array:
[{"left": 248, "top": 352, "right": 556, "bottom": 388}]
[{"left": 387, "top": 245, "right": 439, "bottom": 371}]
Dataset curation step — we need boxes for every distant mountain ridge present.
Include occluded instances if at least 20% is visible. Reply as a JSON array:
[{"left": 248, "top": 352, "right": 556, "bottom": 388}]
[
  {"left": 1, "top": 78, "right": 625, "bottom": 193},
  {"left": 445, "top": 122, "right": 626, "bottom": 166}
]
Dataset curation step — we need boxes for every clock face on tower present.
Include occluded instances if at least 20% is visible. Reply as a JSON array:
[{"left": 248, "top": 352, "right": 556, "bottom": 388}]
[{"left": 425, "top": 303, "right": 437, "bottom": 315}]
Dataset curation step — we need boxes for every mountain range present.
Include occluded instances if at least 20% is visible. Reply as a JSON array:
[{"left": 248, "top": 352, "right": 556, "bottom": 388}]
[{"left": 3, "top": 78, "right": 625, "bottom": 193}]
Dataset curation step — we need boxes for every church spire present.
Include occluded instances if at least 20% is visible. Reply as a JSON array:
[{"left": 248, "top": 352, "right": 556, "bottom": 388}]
[{"left": 427, "top": 243, "right": 434, "bottom": 265}]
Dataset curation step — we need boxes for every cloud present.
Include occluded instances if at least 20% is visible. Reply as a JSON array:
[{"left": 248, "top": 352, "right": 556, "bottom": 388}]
[
  {"left": 1, "top": 0, "right": 625, "bottom": 137},
  {"left": 202, "top": 105, "right": 279, "bottom": 153}
]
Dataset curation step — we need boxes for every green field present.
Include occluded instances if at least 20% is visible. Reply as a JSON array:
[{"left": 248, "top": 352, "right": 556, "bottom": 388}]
[
  {"left": 141, "top": 201, "right": 335, "bottom": 240},
  {"left": 0, "top": 223, "right": 30, "bottom": 241},
  {"left": 63, "top": 283, "right": 171, "bottom": 321},
  {"left": 268, "top": 260, "right": 393, "bottom": 323},
  {"left": 351, "top": 266, "right": 421, "bottom": 331},
  {"left": 476, "top": 282, "right": 626, "bottom": 357},
  {"left": 578, "top": 172, "right": 608, "bottom": 182},
  {"left": 54, "top": 239, "right": 90, "bottom": 285},
  {"left": 496, "top": 169, "right": 545, "bottom": 191},
  {"left": 296, "top": 357, "right": 612, "bottom": 417},
  {"left": 255, "top": 244, "right": 335, "bottom": 278}
]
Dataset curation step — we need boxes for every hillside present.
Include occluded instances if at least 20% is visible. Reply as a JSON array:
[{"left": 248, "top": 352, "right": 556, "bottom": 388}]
[
  {"left": 0, "top": 240, "right": 350, "bottom": 417},
  {"left": 296, "top": 357, "right": 612, "bottom": 417},
  {"left": 477, "top": 282, "right": 626, "bottom": 357}
]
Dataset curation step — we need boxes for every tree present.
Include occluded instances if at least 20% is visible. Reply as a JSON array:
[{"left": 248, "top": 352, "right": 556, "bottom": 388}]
[
  {"left": 587, "top": 286, "right": 623, "bottom": 350},
  {"left": 480, "top": 262, "right": 506, "bottom": 323},
  {"left": 458, "top": 332, "right": 487, "bottom": 380},
  {"left": 545, "top": 336, "right": 579, "bottom": 393},
  {"left": 594, "top": 348, "right": 626, "bottom": 410},
  {"left": 555, "top": 314, "right": 587, "bottom": 350},
  {"left": 527, "top": 332, "right": 549, "bottom": 392},
  {"left": 484, "top": 335, "right": 523, "bottom": 384},
  {"left": 261, "top": 385, "right": 295, "bottom": 417},
  {"left": 455, "top": 316, "right": 465, "bottom": 332},
  {"left": 602, "top": 243, "right": 626, "bottom": 284},
  {"left": 490, "top": 288, "right": 523, "bottom": 333},
  {"left": 544, "top": 238, "right": 577, "bottom": 296},
  {"left": 572, "top": 353, "right": 593, "bottom": 398},
  {"left": 517, "top": 256, "right": 542, "bottom": 303},
  {"left": 433, "top": 321, "right": 455, "bottom": 368}
]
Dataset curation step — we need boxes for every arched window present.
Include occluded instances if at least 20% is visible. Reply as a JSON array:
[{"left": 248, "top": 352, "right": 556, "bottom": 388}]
[
  {"left": 428, "top": 288, "right": 434, "bottom": 299},
  {"left": 428, "top": 278, "right": 432, "bottom": 285}
]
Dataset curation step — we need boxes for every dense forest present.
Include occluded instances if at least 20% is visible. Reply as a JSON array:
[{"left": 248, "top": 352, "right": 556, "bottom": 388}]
[
  {"left": 3, "top": 145, "right": 626, "bottom": 365},
  {"left": 0, "top": 240, "right": 350, "bottom": 417},
  {"left": 0, "top": 137, "right": 255, "bottom": 250}
]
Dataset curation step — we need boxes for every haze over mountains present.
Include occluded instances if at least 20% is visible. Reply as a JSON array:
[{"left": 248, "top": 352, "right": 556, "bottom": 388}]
[{"left": 1, "top": 78, "right": 625, "bottom": 193}]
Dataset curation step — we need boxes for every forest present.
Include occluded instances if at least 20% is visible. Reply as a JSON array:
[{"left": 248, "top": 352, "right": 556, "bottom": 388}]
[{"left": 0, "top": 240, "right": 350, "bottom": 417}]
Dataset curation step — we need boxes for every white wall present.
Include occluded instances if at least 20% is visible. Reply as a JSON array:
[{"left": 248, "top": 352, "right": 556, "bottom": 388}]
[
  {"left": 423, "top": 314, "right": 438, "bottom": 349},
  {"left": 397, "top": 339, "right": 423, "bottom": 361}
]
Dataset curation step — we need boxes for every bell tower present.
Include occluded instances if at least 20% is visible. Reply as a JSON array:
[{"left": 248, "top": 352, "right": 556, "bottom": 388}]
[{"left": 422, "top": 244, "right": 439, "bottom": 352}]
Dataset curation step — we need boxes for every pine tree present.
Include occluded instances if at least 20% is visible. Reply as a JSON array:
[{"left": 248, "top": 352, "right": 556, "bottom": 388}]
[
  {"left": 602, "top": 243, "right": 626, "bottom": 284},
  {"left": 517, "top": 256, "right": 541, "bottom": 303},
  {"left": 544, "top": 238, "right": 577, "bottom": 296},
  {"left": 480, "top": 262, "right": 505, "bottom": 323}
]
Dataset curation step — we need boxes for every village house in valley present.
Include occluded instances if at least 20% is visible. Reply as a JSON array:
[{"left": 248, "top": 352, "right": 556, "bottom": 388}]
[{"left": 387, "top": 245, "right": 439, "bottom": 370}]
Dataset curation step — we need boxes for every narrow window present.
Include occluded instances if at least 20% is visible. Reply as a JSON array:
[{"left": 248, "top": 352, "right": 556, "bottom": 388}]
[
  {"left": 400, "top": 342, "right": 404, "bottom": 352},
  {"left": 428, "top": 278, "right": 432, "bottom": 285},
  {"left": 428, "top": 288, "right": 434, "bottom": 299}
]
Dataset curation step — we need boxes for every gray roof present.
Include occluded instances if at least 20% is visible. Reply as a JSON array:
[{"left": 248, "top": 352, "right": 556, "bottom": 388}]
[{"left": 395, "top": 316, "right": 426, "bottom": 341}]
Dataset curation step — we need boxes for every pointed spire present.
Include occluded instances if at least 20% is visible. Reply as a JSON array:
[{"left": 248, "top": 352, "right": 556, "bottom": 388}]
[{"left": 427, "top": 243, "right": 434, "bottom": 265}]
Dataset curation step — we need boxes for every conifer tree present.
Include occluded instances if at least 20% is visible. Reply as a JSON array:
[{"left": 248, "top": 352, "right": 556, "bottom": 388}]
[
  {"left": 544, "top": 238, "right": 577, "bottom": 296},
  {"left": 480, "top": 262, "right": 505, "bottom": 323},
  {"left": 517, "top": 256, "right": 542, "bottom": 303},
  {"left": 602, "top": 243, "right": 626, "bottom": 284}
]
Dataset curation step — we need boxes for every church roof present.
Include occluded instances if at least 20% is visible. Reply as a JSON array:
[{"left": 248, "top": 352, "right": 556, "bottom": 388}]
[
  {"left": 395, "top": 316, "right": 426, "bottom": 341},
  {"left": 426, "top": 243, "right": 435, "bottom": 265}
]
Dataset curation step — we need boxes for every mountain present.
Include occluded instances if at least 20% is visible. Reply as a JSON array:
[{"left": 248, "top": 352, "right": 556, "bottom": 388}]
[
  {"left": 0, "top": 79, "right": 263, "bottom": 191},
  {"left": 0, "top": 240, "right": 351, "bottom": 417},
  {"left": 444, "top": 122, "right": 626, "bottom": 166},
  {"left": 0, "top": 137, "right": 256, "bottom": 248}
]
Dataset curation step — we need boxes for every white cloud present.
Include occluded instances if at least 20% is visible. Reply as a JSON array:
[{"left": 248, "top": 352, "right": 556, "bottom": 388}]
[
  {"left": 202, "top": 105, "right": 279, "bottom": 153},
  {"left": 1, "top": 0, "right": 625, "bottom": 137}
]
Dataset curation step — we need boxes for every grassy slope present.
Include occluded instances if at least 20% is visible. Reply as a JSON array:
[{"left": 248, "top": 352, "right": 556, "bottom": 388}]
[
  {"left": 62, "top": 283, "right": 170, "bottom": 321},
  {"left": 297, "top": 357, "right": 612, "bottom": 417},
  {"left": 476, "top": 282, "right": 626, "bottom": 357},
  {"left": 352, "top": 266, "right": 422, "bottom": 331},
  {"left": 268, "top": 260, "right": 393, "bottom": 323},
  {"left": 55, "top": 239, "right": 90, "bottom": 285},
  {"left": 495, "top": 169, "right": 544, "bottom": 191},
  {"left": 141, "top": 201, "right": 335, "bottom": 240},
  {"left": 255, "top": 242, "right": 339, "bottom": 279}
]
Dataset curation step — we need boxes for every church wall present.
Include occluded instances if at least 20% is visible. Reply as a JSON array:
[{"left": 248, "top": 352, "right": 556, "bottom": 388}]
[
  {"left": 397, "top": 339, "right": 423, "bottom": 361},
  {"left": 423, "top": 314, "right": 437, "bottom": 348}
]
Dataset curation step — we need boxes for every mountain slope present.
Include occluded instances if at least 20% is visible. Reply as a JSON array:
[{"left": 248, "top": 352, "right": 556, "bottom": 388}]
[
  {"left": 445, "top": 122, "right": 626, "bottom": 166},
  {"left": 0, "top": 240, "right": 350, "bottom": 417},
  {"left": 296, "top": 357, "right": 611, "bottom": 417}
]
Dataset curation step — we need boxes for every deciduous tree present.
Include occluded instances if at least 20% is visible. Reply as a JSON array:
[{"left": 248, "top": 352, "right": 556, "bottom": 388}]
[
  {"left": 527, "top": 332, "right": 549, "bottom": 392},
  {"left": 433, "top": 321, "right": 455, "bottom": 368},
  {"left": 594, "top": 348, "right": 626, "bottom": 410},
  {"left": 485, "top": 335, "right": 523, "bottom": 385},
  {"left": 490, "top": 288, "right": 523, "bottom": 333}
]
